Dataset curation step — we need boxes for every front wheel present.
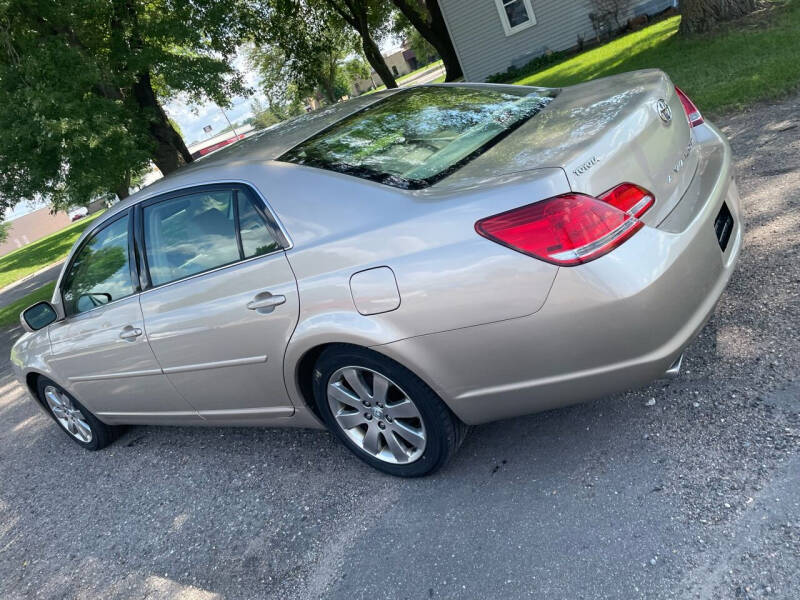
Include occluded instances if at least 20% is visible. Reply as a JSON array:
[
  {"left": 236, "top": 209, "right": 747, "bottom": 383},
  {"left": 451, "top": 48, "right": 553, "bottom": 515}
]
[
  {"left": 37, "top": 377, "right": 118, "bottom": 450},
  {"left": 312, "top": 345, "right": 466, "bottom": 477}
]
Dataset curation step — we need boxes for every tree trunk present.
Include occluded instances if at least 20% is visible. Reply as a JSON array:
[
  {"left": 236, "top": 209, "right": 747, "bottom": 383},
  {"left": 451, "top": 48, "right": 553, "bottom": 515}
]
[
  {"left": 391, "top": 0, "right": 463, "bottom": 81},
  {"left": 327, "top": 0, "right": 398, "bottom": 89},
  {"left": 361, "top": 34, "right": 398, "bottom": 88},
  {"left": 680, "top": 0, "right": 760, "bottom": 34},
  {"left": 114, "top": 180, "right": 130, "bottom": 200},
  {"left": 318, "top": 75, "right": 338, "bottom": 104},
  {"left": 131, "top": 70, "right": 193, "bottom": 175}
]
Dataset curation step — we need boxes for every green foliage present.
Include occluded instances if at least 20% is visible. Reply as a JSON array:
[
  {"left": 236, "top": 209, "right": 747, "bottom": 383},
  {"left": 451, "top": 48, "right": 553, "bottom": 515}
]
[
  {"left": 394, "top": 12, "right": 438, "bottom": 67},
  {"left": 344, "top": 58, "right": 372, "bottom": 84},
  {"left": 0, "top": 222, "right": 10, "bottom": 244},
  {"left": 512, "top": 3, "right": 800, "bottom": 115},
  {"left": 250, "top": 1, "right": 358, "bottom": 104},
  {"left": 407, "top": 27, "right": 439, "bottom": 67},
  {"left": 0, "top": 282, "right": 56, "bottom": 328},
  {"left": 0, "top": 0, "right": 248, "bottom": 217}
]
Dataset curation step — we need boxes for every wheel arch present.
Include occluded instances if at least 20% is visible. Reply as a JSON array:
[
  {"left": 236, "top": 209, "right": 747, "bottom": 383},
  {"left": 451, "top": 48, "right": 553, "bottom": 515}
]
[{"left": 289, "top": 340, "right": 454, "bottom": 425}]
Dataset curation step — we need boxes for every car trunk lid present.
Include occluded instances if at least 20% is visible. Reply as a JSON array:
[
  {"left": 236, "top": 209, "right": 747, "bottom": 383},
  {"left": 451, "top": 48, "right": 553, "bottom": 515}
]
[{"left": 438, "top": 70, "right": 698, "bottom": 227}]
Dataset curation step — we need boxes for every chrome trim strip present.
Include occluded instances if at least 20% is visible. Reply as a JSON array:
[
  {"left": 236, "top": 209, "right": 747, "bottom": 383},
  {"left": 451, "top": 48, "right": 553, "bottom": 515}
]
[
  {"left": 549, "top": 218, "right": 640, "bottom": 262},
  {"left": 69, "top": 368, "right": 163, "bottom": 382},
  {"left": 54, "top": 292, "right": 140, "bottom": 323},
  {"left": 161, "top": 355, "right": 268, "bottom": 375},
  {"left": 96, "top": 410, "right": 199, "bottom": 418},
  {"left": 138, "top": 247, "right": 286, "bottom": 296},
  {"left": 197, "top": 406, "right": 294, "bottom": 419}
]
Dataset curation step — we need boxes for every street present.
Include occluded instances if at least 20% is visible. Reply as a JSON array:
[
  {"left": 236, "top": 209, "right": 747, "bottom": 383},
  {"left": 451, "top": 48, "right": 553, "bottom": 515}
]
[{"left": 0, "top": 96, "right": 798, "bottom": 600}]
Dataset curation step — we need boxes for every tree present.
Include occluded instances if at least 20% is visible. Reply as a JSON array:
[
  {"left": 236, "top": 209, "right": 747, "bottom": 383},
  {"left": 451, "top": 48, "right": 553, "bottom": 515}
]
[
  {"left": 390, "top": 0, "right": 462, "bottom": 81},
  {"left": 250, "top": 1, "right": 357, "bottom": 105},
  {"left": 344, "top": 57, "right": 373, "bottom": 93},
  {"left": 0, "top": 222, "right": 10, "bottom": 244},
  {"left": 318, "top": 0, "right": 398, "bottom": 89},
  {"left": 0, "top": 0, "right": 247, "bottom": 216},
  {"left": 407, "top": 25, "right": 438, "bottom": 67},
  {"left": 246, "top": 45, "right": 309, "bottom": 120},
  {"left": 589, "top": 0, "right": 633, "bottom": 31},
  {"left": 680, "top": 0, "right": 762, "bottom": 34}
]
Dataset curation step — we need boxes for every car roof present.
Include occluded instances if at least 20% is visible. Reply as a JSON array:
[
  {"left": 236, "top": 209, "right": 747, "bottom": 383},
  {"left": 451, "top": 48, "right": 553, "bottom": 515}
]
[
  {"left": 80, "top": 82, "right": 553, "bottom": 242},
  {"left": 89, "top": 90, "right": 400, "bottom": 230}
]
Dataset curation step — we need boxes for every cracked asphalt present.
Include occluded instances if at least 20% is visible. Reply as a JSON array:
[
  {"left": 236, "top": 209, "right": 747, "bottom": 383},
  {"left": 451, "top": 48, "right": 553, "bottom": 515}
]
[{"left": 1, "top": 95, "right": 799, "bottom": 600}]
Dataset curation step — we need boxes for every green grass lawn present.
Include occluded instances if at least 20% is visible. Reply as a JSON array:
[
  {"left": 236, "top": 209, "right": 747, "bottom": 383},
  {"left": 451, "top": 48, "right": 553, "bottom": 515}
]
[
  {"left": 366, "top": 60, "right": 445, "bottom": 94},
  {"left": 512, "top": 1, "right": 800, "bottom": 115},
  {"left": 0, "top": 212, "right": 103, "bottom": 290},
  {"left": 0, "top": 282, "right": 55, "bottom": 327}
]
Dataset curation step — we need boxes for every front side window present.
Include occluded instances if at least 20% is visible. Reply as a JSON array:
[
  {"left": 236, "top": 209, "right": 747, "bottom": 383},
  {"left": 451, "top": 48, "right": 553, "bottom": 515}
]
[
  {"left": 143, "top": 188, "right": 282, "bottom": 287},
  {"left": 280, "top": 86, "right": 553, "bottom": 189},
  {"left": 495, "top": 0, "right": 536, "bottom": 35},
  {"left": 62, "top": 215, "right": 134, "bottom": 316}
]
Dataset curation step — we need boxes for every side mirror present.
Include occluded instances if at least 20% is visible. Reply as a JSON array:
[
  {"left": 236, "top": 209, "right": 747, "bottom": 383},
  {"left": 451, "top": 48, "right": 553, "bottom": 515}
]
[{"left": 20, "top": 301, "right": 58, "bottom": 332}]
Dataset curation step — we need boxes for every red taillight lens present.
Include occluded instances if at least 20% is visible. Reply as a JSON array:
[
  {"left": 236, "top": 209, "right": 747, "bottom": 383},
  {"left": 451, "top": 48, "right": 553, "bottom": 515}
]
[
  {"left": 675, "top": 86, "right": 704, "bottom": 127},
  {"left": 475, "top": 183, "right": 654, "bottom": 266},
  {"left": 599, "top": 182, "right": 654, "bottom": 218}
]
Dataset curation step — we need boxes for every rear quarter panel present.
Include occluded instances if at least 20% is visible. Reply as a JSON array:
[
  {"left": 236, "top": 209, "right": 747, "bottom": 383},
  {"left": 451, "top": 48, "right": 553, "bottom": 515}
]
[{"left": 245, "top": 162, "right": 569, "bottom": 412}]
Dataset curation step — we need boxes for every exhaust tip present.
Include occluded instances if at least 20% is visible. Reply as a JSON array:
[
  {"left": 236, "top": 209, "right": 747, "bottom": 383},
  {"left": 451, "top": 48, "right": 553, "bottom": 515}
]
[{"left": 664, "top": 353, "right": 684, "bottom": 379}]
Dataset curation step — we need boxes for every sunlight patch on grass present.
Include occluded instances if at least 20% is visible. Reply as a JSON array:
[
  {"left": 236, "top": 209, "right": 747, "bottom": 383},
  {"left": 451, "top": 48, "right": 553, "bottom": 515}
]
[
  {"left": 0, "top": 212, "right": 103, "bottom": 290},
  {"left": 0, "top": 282, "right": 55, "bottom": 328},
  {"left": 513, "top": 2, "right": 800, "bottom": 115}
]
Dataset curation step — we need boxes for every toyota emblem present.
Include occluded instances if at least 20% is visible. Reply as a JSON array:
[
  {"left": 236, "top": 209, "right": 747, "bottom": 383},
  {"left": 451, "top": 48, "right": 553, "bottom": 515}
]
[{"left": 657, "top": 99, "right": 672, "bottom": 123}]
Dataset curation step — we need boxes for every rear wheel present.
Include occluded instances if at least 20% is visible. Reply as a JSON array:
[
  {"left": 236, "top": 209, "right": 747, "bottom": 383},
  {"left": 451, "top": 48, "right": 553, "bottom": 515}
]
[
  {"left": 312, "top": 345, "right": 466, "bottom": 477},
  {"left": 37, "top": 377, "right": 118, "bottom": 450}
]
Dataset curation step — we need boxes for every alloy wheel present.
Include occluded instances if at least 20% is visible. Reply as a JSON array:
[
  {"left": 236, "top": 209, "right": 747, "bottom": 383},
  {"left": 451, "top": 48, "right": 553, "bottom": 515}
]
[
  {"left": 327, "top": 366, "right": 426, "bottom": 464},
  {"left": 43, "top": 385, "right": 93, "bottom": 443}
]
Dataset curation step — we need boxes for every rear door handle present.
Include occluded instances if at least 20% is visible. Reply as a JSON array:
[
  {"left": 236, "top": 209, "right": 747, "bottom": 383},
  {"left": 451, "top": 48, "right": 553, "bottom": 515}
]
[
  {"left": 247, "top": 293, "right": 286, "bottom": 313},
  {"left": 119, "top": 326, "right": 143, "bottom": 340}
]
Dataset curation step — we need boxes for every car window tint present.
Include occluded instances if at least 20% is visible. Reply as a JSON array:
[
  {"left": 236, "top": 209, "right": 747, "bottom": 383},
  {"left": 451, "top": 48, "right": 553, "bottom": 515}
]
[
  {"left": 144, "top": 191, "right": 240, "bottom": 287},
  {"left": 238, "top": 194, "right": 280, "bottom": 258},
  {"left": 63, "top": 215, "right": 134, "bottom": 316}
]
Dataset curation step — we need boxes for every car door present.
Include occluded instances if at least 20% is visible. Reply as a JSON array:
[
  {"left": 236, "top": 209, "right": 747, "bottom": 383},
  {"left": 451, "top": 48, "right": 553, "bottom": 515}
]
[
  {"left": 47, "top": 209, "right": 201, "bottom": 424},
  {"left": 136, "top": 183, "right": 299, "bottom": 424}
]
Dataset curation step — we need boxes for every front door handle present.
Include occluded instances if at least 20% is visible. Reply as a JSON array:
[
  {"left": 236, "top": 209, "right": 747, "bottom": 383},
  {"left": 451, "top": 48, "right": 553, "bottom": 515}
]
[
  {"left": 247, "top": 293, "right": 286, "bottom": 313},
  {"left": 119, "top": 326, "right": 143, "bottom": 340}
]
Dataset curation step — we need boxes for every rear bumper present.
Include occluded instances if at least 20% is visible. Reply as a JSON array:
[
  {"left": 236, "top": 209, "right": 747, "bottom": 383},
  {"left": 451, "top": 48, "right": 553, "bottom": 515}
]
[{"left": 376, "top": 121, "right": 743, "bottom": 425}]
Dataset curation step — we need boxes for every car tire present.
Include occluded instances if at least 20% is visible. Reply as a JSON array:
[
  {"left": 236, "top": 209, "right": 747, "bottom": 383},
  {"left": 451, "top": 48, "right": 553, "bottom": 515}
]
[
  {"left": 312, "top": 345, "right": 467, "bottom": 477},
  {"left": 36, "top": 377, "right": 118, "bottom": 450}
]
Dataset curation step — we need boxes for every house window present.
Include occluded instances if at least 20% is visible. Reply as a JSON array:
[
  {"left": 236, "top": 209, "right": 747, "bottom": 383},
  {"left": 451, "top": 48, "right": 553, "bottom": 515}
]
[{"left": 494, "top": 0, "right": 536, "bottom": 36}]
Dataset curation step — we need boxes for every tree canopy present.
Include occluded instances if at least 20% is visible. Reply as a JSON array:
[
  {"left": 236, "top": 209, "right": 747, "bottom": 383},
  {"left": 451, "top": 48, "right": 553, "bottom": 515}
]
[{"left": 0, "top": 0, "right": 247, "bottom": 217}]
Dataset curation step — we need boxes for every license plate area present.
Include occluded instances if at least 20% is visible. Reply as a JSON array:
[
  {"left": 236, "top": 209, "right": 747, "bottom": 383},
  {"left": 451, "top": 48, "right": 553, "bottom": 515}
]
[{"left": 714, "top": 202, "right": 734, "bottom": 251}]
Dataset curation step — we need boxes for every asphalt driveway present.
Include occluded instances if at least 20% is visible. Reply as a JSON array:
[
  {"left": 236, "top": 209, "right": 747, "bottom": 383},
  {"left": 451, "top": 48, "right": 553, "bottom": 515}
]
[{"left": 1, "top": 96, "right": 798, "bottom": 600}]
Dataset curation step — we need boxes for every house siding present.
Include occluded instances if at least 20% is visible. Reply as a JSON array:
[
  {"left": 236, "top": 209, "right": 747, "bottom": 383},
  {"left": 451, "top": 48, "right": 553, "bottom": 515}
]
[{"left": 439, "top": 0, "right": 674, "bottom": 82}]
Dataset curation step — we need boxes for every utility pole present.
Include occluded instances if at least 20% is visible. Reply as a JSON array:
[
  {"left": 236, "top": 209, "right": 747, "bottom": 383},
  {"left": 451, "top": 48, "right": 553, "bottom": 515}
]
[{"left": 220, "top": 106, "right": 239, "bottom": 137}]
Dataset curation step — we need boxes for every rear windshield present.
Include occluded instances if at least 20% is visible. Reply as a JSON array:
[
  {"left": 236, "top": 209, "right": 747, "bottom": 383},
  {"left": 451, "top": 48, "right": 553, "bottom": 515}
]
[{"left": 279, "top": 86, "right": 554, "bottom": 189}]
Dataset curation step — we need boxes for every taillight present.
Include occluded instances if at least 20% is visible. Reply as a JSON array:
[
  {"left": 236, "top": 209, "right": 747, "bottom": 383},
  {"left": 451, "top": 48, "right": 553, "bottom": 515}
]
[
  {"left": 599, "top": 183, "right": 654, "bottom": 218},
  {"left": 475, "top": 184, "right": 654, "bottom": 266},
  {"left": 675, "top": 86, "right": 704, "bottom": 127}
]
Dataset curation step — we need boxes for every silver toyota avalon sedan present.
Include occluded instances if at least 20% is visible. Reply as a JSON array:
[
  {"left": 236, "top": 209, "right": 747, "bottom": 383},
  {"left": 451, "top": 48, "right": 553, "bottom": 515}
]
[{"left": 11, "top": 70, "right": 742, "bottom": 476}]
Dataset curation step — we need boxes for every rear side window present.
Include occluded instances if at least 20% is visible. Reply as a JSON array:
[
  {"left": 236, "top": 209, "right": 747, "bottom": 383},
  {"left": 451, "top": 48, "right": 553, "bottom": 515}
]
[
  {"left": 142, "top": 188, "right": 282, "bottom": 287},
  {"left": 62, "top": 215, "right": 135, "bottom": 316},
  {"left": 238, "top": 194, "right": 281, "bottom": 258}
]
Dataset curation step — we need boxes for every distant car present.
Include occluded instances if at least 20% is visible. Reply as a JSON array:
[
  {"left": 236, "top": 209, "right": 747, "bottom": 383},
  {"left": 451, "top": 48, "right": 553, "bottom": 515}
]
[
  {"left": 11, "top": 71, "right": 742, "bottom": 476},
  {"left": 69, "top": 207, "right": 88, "bottom": 222}
]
